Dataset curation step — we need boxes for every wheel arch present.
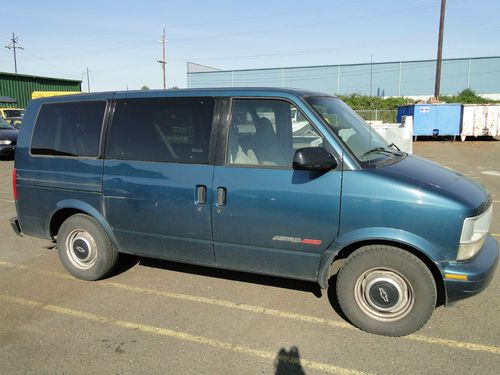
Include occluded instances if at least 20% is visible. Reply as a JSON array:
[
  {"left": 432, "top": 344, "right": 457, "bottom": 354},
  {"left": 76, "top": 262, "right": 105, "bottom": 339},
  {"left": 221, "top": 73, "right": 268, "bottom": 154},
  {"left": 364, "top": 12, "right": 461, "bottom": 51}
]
[
  {"left": 47, "top": 200, "right": 120, "bottom": 251},
  {"left": 319, "top": 238, "right": 446, "bottom": 307}
]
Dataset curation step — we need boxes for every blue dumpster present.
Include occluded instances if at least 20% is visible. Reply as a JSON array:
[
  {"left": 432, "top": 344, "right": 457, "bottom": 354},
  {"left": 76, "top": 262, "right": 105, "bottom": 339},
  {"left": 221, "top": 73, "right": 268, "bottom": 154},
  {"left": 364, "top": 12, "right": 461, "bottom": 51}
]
[{"left": 397, "top": 104, "right": 462, "bottom": 136}]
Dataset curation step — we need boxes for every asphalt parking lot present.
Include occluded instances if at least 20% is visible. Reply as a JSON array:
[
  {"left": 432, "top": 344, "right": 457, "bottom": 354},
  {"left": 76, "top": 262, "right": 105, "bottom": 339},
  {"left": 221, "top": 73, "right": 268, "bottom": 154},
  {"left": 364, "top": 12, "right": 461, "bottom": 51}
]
[{"left": 1, "top": 141, "right": 499, "bottom": 375}]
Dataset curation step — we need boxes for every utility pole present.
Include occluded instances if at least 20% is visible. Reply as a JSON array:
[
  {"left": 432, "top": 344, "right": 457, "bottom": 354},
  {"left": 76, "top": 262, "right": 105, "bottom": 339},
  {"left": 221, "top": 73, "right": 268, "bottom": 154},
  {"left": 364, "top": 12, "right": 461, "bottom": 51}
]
[
  {"left": 157, "top": 29, "right": 167, "bottom": 89},
  {"left": 434, "top": 0, "right": 446, "bottom": 99},
  {"left": 86, "top": 67, "right": 91, "bottom": 93},
  {"left": 5, "top": 32, "right": 24, "bottom": 74}
]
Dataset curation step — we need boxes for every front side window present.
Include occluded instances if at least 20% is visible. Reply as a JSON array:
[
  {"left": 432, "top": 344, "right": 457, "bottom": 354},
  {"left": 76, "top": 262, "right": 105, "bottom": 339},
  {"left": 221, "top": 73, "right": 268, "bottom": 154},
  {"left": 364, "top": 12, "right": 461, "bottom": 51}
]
[
  {"left": 307, "top": 97, "right": 405, "bottom": 166},
  {"left": 106, "top": 97, "right": 214, "bottom": 164},
  {"left": 228, "top": 99, "right": 323, "bottom": 167},
  {"left": 31, "top": 101, "right": 106, "bottom": 157}
]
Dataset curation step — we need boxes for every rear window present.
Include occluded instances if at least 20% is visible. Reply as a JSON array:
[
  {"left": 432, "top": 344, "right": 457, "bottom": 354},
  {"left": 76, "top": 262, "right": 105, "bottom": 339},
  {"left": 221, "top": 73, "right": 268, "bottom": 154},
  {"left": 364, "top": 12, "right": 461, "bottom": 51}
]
[
  {"left": 31, "top": 101, "right": 106, "bottom": 157},
  {"left": 106, "top": 97, "right": 214, "bottom": 164}
]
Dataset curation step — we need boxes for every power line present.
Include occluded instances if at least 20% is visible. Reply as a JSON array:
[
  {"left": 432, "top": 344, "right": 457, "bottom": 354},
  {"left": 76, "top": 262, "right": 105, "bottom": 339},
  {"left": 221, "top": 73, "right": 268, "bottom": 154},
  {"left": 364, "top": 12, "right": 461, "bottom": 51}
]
[
  {"left": 12, "top": 1, "right": 485, "bottom": 66},
  {"left": 184, "top": 36, "right": 426, "bottom": 62},
  {"left": 24, "top": 2, "right": 373, "bottom": 54},
  {"left": 170, "top": 1, "right": 442, "bottom": 43},
  {"left": 13, "top": 0, "right": 443, "bottom": 64},
  {"left": 25, "top": 5, "right": 330, "bottom": 52},
  {"left": 4, "top": 32, "right": 24, "bottom": 73}
]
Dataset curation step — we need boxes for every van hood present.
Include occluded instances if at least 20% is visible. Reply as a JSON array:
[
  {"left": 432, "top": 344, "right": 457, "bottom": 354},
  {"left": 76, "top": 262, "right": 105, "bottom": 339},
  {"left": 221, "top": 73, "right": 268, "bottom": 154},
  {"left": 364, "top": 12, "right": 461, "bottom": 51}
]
[{"left": 376, "top": 155, "right": 490, "bottom": 214}]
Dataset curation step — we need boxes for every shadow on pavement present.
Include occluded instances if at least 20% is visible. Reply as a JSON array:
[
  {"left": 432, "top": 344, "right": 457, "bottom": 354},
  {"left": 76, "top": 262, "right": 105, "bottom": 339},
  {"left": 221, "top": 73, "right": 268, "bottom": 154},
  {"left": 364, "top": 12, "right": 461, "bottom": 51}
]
[
  {"left": 108, "top": 253, "right": 140, "bottom": 278},
  {"left": 112, "top": 255, "right": 324, "bottom": 298},
  {"left": 274, "top": 346, "right": 305, "bottom": 375}
]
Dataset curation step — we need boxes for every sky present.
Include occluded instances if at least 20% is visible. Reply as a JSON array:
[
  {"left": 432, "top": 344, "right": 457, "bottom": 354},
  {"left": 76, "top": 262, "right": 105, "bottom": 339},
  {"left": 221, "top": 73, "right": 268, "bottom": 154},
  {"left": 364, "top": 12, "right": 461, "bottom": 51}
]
[{"left": 1, "top": 0, "right": 499, "bottom": 92}]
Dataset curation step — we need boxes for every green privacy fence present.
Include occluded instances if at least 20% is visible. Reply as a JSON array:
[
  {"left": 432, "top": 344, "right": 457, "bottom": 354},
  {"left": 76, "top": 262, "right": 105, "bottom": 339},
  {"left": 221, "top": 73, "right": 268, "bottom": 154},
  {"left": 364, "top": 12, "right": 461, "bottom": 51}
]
[{"left": 0, "top": 72, "right": 81, "bottom": 108}]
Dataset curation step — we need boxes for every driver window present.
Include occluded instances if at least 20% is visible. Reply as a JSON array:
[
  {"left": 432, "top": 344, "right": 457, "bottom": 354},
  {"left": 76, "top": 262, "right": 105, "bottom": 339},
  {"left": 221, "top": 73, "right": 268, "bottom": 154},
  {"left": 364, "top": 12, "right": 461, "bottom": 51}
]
[{"left": 228, "top": 99, "right": 323, "bottom": 167}]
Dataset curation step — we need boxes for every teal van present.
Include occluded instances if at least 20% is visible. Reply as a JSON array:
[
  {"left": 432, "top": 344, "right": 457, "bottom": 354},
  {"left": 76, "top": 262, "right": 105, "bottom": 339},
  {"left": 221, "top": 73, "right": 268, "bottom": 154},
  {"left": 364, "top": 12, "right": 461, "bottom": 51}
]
[{"left": 10, "top": 88, "right": 498, "bottom": 336}]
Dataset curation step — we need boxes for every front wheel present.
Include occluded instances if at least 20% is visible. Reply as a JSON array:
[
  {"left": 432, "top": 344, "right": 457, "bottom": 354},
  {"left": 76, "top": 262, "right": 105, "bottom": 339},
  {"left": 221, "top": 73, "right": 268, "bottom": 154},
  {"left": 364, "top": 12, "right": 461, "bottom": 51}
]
[{"left": 336, "top": 245, "right": 436, "bottom": 336}]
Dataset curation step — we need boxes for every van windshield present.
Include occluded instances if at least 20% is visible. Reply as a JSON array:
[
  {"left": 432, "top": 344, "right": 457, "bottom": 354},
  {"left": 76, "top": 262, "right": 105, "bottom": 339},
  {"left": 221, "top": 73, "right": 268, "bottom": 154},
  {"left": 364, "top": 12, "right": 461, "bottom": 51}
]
[{"left": 306, "top": 96, "right": 405, "bottom": 166}]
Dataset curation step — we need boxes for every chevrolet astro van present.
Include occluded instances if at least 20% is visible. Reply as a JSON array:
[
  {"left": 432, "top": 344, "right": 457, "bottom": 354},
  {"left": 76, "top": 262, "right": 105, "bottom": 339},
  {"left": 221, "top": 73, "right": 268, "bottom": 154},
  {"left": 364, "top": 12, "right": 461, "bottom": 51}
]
[{"left": 10, "top": 88, "right": 498, "bottom": 336}]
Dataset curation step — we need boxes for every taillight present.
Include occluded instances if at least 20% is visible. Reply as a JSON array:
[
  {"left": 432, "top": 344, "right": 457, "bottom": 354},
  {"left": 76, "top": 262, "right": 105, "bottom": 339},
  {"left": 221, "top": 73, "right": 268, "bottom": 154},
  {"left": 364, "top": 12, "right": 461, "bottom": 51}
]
[{"left": 12, "top": 168, "right": 17, "bottom": 201}]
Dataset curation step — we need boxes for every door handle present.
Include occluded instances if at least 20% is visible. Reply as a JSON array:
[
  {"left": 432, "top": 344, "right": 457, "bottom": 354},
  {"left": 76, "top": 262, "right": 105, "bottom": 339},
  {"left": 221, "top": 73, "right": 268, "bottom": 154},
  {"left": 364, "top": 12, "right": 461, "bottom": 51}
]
[
  {"left": 195, "top": 185, "right": 207, "bottom": 204},
  {"left": 216, "top": 187, "right": 226, "bottom": 207}
]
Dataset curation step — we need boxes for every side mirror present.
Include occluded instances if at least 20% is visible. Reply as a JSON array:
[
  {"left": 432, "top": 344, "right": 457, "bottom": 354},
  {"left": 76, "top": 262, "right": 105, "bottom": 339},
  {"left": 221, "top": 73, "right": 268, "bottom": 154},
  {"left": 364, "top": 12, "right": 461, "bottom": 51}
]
[{"left": 293, "top": 147, "right": 337, "bottom": 171}]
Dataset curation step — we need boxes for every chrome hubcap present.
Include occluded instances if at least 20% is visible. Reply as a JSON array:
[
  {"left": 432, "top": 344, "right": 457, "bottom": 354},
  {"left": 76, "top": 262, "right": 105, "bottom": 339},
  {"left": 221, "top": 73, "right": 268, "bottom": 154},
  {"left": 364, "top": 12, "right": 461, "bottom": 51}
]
[
  {"left": 66, "top": 229, "right": 97, "bottom": 270},
  {"left": 354, "top": 268, "right": 414, "bottom": 322}
]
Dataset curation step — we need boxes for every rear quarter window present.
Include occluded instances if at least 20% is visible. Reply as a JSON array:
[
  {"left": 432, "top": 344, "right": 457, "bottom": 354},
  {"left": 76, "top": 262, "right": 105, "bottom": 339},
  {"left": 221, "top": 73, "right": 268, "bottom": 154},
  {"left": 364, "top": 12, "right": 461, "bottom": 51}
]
[
  {"left": 31, "top": 101, "right": 106, "bottom": 157},
  {"left": 106, "top": 97, "right": 215, "bottom": 164}
]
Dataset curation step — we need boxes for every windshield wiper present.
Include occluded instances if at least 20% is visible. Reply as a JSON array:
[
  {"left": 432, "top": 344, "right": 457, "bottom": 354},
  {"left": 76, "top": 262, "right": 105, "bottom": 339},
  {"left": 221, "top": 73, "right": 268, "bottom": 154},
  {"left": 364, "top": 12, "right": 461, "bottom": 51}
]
[
  {"left": 361, "top": 147, "right": 394, "bottom": 158},
  {"left": 387, "top": 143, "right": 400, "bottom": 151},
  {"left": 362, "top": 143, "right": 406, "bottom": 159}
]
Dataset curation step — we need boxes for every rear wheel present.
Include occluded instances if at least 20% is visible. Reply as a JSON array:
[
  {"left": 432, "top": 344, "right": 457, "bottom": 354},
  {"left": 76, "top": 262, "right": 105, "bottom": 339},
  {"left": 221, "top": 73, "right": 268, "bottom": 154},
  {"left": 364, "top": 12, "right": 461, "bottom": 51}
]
[
  {"left": 336, "top": 245, "right": 436, "bottom": 336},
  {"left": 57, "top": 214, "right": 118, "bottom": 280}
]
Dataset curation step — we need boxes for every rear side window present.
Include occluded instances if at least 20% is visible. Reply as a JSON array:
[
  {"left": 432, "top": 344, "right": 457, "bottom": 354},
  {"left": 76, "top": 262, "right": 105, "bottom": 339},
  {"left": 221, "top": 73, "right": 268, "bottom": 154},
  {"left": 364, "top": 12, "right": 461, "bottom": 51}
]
[
  {"left": 31, "top": 101, "right": 106, "bottom": 157},
  {"left": 106, "top": 97, "right": 214, "bottom": 164}
]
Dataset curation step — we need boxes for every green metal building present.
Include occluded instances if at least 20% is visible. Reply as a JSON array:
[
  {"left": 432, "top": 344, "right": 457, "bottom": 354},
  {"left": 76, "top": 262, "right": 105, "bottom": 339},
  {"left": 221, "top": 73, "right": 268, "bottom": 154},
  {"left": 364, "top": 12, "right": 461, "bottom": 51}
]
[{"left": 0, "top": 72, "right": 81, "bottom": 108}]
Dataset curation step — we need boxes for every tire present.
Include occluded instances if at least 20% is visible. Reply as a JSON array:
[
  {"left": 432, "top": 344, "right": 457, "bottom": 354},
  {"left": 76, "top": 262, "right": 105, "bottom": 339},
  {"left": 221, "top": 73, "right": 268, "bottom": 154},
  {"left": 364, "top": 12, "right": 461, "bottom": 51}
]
[
  {"left": 336, "top": 245, "right": 436, "bottom": 336},
  {"left": 57, "top": 214, "right": 118, "bottom": 281}
]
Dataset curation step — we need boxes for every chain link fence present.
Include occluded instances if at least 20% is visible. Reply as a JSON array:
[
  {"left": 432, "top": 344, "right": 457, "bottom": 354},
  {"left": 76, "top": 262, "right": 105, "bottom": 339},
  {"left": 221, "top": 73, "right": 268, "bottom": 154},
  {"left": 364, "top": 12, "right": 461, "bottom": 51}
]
[{"left": 355, "top": 110, "right": 398, "bottom": 124}]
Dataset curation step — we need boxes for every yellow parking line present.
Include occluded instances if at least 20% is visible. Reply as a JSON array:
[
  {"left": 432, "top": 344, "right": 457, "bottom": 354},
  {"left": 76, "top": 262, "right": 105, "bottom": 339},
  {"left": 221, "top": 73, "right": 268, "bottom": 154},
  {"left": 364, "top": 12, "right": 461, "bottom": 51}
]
[
  {"left": 44, "top": 304, "right": 110, "bottom": 323},
  {"left": 0, "top": 261, "right": 28, "bottom": 269},
  {"left": 93, "top": 282, "right": 500, "bottom": 355},
  {"left": 113, "top": 320, "right": 367, "bottom": 375},
  {"left": 492, "top": 234, "right": 500, "bottom": 237},
  {"left": 0, "top": 198, "right": 14, "bottom": 203},
  {"left": 104, "top": 281, "right": 353, "bottom": 330},
  {"left": 0, "top": 294, "right": 371, "bottom": 375},
  {"left": 408, "top": 335, "right": 500, "bottom": 355},
  {"left": 1, "top": 260, "right": 500, "bottom": 355},
  {"left": 0, "top": 294, "right": 42, "bottom": 307}
]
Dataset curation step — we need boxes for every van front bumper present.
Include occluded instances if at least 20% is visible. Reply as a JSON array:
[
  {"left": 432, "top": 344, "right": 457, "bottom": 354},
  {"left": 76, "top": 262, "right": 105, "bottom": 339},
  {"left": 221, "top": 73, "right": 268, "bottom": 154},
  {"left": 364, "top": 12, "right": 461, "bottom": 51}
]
[{"left": 443, "top": 234, "right": 498, "bottom": 305}]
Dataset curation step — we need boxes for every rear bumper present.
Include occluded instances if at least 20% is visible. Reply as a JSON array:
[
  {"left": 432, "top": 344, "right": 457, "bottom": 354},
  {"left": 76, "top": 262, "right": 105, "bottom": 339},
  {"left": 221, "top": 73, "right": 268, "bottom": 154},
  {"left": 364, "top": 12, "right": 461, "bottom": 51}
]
[
  {"left": 443, "top": 234, "right": 498, "bottom": 305},
  {"left": 9, "top": 217, "right": 22, "bottom": 236}
]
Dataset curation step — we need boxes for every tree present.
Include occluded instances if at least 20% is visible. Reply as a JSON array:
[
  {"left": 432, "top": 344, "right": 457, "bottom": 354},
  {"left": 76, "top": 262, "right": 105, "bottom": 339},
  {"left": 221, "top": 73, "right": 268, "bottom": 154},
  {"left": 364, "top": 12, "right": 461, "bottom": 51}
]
[
  {"left": 439, "top": 88, "right": 496, "bottom": 104},
  {"left": 141, "top": 85, "right": 150, "bottom": 90}
]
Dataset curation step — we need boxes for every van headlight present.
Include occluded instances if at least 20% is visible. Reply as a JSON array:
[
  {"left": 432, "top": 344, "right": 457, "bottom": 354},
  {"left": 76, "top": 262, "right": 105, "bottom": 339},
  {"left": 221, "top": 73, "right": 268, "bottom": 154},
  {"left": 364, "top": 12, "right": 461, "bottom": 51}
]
[
  {"left": 457, "top": 205, "right": 492, "bottom": 261},
  {"left": 0, "top": 140, "right": 12, "bottom": 145}
]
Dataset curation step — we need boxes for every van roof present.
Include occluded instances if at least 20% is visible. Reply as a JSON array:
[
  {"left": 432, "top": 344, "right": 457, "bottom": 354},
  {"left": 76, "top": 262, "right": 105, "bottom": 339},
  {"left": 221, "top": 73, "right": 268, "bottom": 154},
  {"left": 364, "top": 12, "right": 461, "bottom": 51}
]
[{"left": 30, "top": 87, "right": 334, "bottom": 104}]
